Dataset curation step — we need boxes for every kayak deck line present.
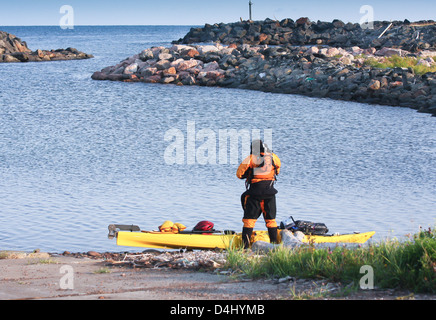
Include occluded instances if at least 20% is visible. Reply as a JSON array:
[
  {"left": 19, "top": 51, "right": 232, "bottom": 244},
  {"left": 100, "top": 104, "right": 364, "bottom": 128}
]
[{"left": 108, "top": 224, "right": 376, "bottom": 250}]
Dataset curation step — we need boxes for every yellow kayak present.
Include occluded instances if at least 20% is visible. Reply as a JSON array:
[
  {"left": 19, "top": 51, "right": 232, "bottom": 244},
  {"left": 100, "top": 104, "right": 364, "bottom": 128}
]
[
  {"left": 109, "top": 225, "right": 375, "bottom": 250},
  {"left": 116, "top": 231, "right": 240, "bottom": 250}
]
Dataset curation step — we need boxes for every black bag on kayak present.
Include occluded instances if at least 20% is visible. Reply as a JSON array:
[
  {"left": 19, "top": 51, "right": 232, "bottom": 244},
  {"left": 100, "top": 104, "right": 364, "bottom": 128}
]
[{"left": 280, "top": 216, "right": 329, "bottom": 235}]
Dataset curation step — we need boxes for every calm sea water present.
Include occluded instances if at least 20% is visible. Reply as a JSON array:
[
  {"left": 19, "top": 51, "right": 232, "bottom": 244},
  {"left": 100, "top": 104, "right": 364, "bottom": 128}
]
[{"left": 0, "top": 26, "right": 435, "bottom": 252}]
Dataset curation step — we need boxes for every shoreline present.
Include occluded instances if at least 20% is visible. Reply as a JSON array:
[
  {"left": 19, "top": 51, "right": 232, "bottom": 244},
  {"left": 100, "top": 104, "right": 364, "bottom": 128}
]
[
  {"left": 2, "top": 227, "right": 434, "bottom": 300},
  {"left": 0, "top": 250, "right": 297, "bottom": 300},
  {"left": 1, "top": 249, "right": 434, "bottom": 300}
]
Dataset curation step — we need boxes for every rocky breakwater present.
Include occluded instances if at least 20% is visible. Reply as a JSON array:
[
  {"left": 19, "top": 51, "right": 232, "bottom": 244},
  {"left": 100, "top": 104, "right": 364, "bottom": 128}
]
[
  {"left": 91, "top": 44, "right": 232, "bottom": 86},
  {"left": 0, "top": 30, "right": 93, "bottom": 63},
  {"left": 92, "top": 43, "right": 436, "bottom": 116},
  {"left": 174, "top": 18, "right": 436, "bottom": 53}
]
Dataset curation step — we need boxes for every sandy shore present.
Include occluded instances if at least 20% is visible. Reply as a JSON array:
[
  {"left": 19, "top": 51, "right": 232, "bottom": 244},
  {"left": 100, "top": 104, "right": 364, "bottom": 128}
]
[
  {"left": 0, "top": 253, "right": 292, "bottom": 301},
  {"left": 1, "top": 251, "right": 434, "bottom": 301}
]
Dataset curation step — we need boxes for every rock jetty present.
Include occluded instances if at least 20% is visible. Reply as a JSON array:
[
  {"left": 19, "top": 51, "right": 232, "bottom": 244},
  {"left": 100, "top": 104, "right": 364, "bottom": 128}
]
[
  {"left": 92, "top": 41, "right": 436, "bottom": 116},
  {"left": 174, "top": 18, "right": 436, "bottom": 53},
  {"left": 0, "top": 30, "right": 93, "bottom": 63}
]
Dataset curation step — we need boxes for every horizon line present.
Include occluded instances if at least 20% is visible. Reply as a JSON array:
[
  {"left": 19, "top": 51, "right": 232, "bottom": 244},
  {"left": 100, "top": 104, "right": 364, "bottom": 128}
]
[
  {"left": 1, "top": 17, "right": 434, "bottom": 28},
  {"left": 0, "top": 24, "right": 200, "bottom": 27}
]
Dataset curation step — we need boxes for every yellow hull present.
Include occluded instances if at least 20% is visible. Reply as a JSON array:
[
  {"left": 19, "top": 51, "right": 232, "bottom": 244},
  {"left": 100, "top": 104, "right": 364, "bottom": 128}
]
[
  {"left": 115, "top": 230, "right": 375, "bottom": 250},
  {"left": 302, "top": 231, "right": 376, "bottom": 244},
  {"left": 116, "top": 231, "right": 239, "bottom": 250}
]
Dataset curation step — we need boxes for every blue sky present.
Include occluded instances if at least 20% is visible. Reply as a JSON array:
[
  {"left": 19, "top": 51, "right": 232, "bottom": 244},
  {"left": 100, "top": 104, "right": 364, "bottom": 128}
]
[{"left": 0, "top": 0, "right": 435, "bottom": 26}]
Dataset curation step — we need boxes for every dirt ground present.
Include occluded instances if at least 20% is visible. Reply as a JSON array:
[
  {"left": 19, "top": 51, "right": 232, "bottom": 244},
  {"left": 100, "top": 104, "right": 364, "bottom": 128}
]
[{"left": 0, "top": 252, "right": 434, "bottom": 301}]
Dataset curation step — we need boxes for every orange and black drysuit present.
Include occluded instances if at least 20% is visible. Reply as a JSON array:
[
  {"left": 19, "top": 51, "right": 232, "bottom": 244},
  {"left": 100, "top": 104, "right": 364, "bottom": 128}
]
[{"left": 236, "top": 141, "right": 281, "bottom": 248}]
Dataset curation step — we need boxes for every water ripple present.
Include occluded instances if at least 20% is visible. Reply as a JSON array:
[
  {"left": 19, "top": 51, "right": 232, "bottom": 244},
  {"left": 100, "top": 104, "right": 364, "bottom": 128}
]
[{"left": 0, "top": 26, "right": 435, "bottom": 252}]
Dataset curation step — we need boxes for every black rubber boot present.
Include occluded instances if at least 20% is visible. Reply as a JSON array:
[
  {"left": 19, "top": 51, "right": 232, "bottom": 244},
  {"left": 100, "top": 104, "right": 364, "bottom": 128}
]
[
  {"left": 242, "top": 227, "right": 253, "bottom": 249},
  {"left": 268, "top": 227, "right": 278, "bottom": 244}
]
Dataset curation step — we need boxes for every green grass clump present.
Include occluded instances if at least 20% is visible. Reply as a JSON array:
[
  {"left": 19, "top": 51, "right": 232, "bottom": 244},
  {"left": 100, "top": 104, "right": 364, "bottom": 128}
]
[
  {"left": 364, "top": 55, "right": 436, "bottom": 75},
  {"left": 374, "top": 228, "right": 436, "bottom": 292},
  {"left": 94, "top": 267, "right": 111, "bottom": 274},
  {"left": 225, "top": 227, "right": 436, "bottom": 293}
]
